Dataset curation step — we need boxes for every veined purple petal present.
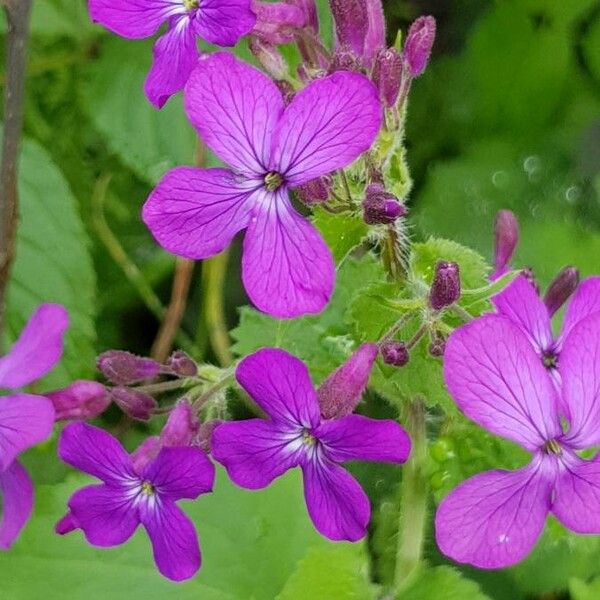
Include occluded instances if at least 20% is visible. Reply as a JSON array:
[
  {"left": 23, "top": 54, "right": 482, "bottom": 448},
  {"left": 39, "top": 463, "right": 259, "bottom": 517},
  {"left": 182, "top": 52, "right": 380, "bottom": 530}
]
[
  {"left": 444, "top": 315, "right": 562, "bottom": 451},
  {"left": 143, "top": 167, "right": 259, "bottom": 260},
  {"left": 144, "top": 17, "right": 199, "bottom": 109},
  {"left": 316, "top": 414, "right": 411, "bottom": 464},
  {"left": 143, "top": 447, "right": 215, "bottom": 499},
  {"left": 88, "top": 0, "right": 183, "bottom": 39},
  {"left": 0, "top": 303, "right": 68, "bottom": 388},
  {"left": 211, "top": 419, "right": 303, "bottom": 489},
  {"left": 302, "top": 458, "right": 370, "bottom": 541},
  {"left": 271, "top": 71, "right": 381, "bottom": 185},
  {"left": 140, "top": 498, "right": 201, "bottom": 581},
  {"left": 0, "top": 461, "right": 33, "bottom": 550},
  {"left": 242, "top": 188, "right": 334, "bottom": 318},
  {"left": 67, "top": 484, "right": 139, "bottom": 547},
  {"left": 185, "top": 52, "right": 284, "bottom": 176},
  {"left": 236, "top": 348, "right": 320, "bottom": 427},
  {"left": 0, "top": 394, "right": 55, "bottom": 471},
  {"left": 59, "top": 422, "right": 136, "bottom": 484},
  {"left": 559, "top": 276, "right": 600, "bottom": 346},
  {"left": 435, "top": 458, "right": 553, "bottom": 569},
  {"left": 194, "top": 0, "right": 256, "bottom": 46}
]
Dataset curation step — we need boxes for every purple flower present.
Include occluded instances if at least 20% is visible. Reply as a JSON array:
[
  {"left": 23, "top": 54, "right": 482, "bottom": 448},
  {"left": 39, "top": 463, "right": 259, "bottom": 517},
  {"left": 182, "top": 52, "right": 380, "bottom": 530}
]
[
  {"left": 211, "top": 348, "right": 410, "bottom": 541},
  {"left": 436, "top": 310, "right": 600, "bottom": 568},
  {"left": 0, "top": 303, "right": 68, "bottom": 548},
  {"left": 47, "top": 380, "right": 110, "bottom": 421},
  {"left": 87, "top": 0, "right": 256, "bottom": 108},
  {"left": 143, "top": 52, "right": 382, "bottom": 318},
  {"left": 57, "top": 422, "right": 215, "bottom": 581}
]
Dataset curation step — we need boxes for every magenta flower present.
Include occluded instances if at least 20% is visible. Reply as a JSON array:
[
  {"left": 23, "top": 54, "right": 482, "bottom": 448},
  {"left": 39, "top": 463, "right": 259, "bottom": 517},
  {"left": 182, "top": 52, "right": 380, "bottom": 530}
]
[
  {"left": 57, "top": 422, "right": 215, "bottom": 581},
  {"left": 88, "top": 0, "right": 256, "bottom": 108},
  {"left": 0, "top": 303, "right": 67, "bottom": 549},
  {"left": 436, "top": 311, "right": 600, "bottom": 569},
  {"left": 143, "top": 52, "right": 382, "bottom": 318},
  {"left": 211, "top": 348, "right": 410, "bottom": 541}
]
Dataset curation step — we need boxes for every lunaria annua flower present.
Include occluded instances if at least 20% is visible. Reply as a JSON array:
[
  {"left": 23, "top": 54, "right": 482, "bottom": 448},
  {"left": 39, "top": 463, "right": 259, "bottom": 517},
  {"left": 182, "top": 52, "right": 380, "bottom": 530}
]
[
  {"left": 211, "top": 348, "right": 410, "bottom": 541},
  {"left": 143, "top": 52, "right": 382, "bottom": 318},
  {"left": 87, "top": 0, "right": 256, "bottom": 108},
  {"left": 436, "top": 311, "right": 600, "bottom": 568},
  {"left": 0, "top": 303, "right": 68, "bottom": 548},
  {"left": 56, "top": 422, "right": 215, "bottom": 581}
]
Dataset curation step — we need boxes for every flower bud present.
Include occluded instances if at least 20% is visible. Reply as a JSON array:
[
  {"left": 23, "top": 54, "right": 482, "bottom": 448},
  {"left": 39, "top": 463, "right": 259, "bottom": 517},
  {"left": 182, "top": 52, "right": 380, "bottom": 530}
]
[
  {"left": 329, "top": 48, "right": 363, "bottom": 73},
  {"left": 544, "top": 266, "right": 580, "bottom": 317},
  {"left": 251, "top": 1, "right": 306, "bottom": 45},
  {"left": 295, "top": 176, "right": 332, "bottom": 205},
  {"left": 165, "top": 350, "right": 198, "bottom": 377},
  {"left": 285, "top": 0, "right": 318, "bottom": 32},
  {"left": 429, "top": 261, "right": 461, "bottom": 310},
  {"left": 429, "top": 337, "right": 446, "bottom": 357},
  {"left": 317, "top": 343, "right": 378, "bottom": 419},
  {"left": 249, "top": 36, "right": 288, "bottom": 80},
  {"left": 403, "top": 15, "right": 436, "bottom": 77},
  {"left": 196, "top": 420, "right": 221, "bottom": 454},
  {"left": 160, "top": 400, "right": 199, "bottom": 446},
  {"left": 47, "top": 380, "right": 111, "bottom": 421},
  {"left": 111, "top": 387, "right": 157, "bottom": 421},
  {"left": 97, "top": 350, "right": 161, "bottom": 385},
  {"left": 329, "top": 0, "right": 368, "bottom": 58},
  {"left": 380, "top": 341, "right": 409, "bottom": 367},
  {"left": 363, "top": 0, "right": 386, "bottom": 68},
  {"left": 131, "top": 436, "right": 161, "bottom": 473},
  {"left": 493, "top": 210, "right": 519, "bottom": 277},
  {"left": 372, "top": 48, "right": 403, "bottom": 107},
  {"left": 363, "top": 184, "right": 407, "bottom": 225}
]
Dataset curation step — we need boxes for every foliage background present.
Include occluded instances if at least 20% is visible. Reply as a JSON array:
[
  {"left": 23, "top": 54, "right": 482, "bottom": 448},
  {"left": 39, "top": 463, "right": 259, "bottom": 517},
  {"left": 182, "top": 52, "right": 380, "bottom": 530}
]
[{"left": 0, "top": 0, "right": 599, "bottom": 598}]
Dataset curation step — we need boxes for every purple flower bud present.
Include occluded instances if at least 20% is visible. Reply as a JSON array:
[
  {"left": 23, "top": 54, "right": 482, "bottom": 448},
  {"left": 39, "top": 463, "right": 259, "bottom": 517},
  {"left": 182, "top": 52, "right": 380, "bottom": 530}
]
[
  {"left": 363, "top": 183, "right": 407, "bottom": 224},
  {"left": 97, "top": 350, "right": 161, "bottom": 385},
  {"left": 363, "top": 0, "right": 386, "bottom": 68},
  {"left": 251, "top": 1, "right": 306, "bottom": 45},
  {"left": 380, "top": 340, "right": 409, "bottom": 367},
  {"left": 196, "top": 420, "right": 222, "bottom": 454},
  {"left": 111, "top": 387, "right": 157, "bottom": 421},
  {"left": 544, "top": 266, "right": 580, "bottom": 317},
  {"left": 403, "top": 15, "right": 436, "bottom": 77},
  {"left": 493, "top": 210, "right": 519, "bottom": 275},
  {"left": 372, "top": 48, "right": 403, "bottom": 107},
  {"left": 429, "top": 337, "right": 446, "bottom": 357},
  {"left": 166, "top": 350, "right": 198, "bottom": 377},
  {"left": 295, "top": 176, "right": 332, "bottom": 204},
  {"left": 329, "top": 0, "right": 368, "bottom": 58},
  {"left": 249, "top": 36, "right": 288, "bottom": 80},
  {"left": 429, "top": 261, "right": 461, "bottom": 310},
  {"left": 286, "top": 0, "right": 318, "bottom": 32},
  {"left": 317, "top": 343, "right": 378, "bottom": 419},
  {"left": 46, "top": 381, "right": 111, "bottom": 421},
  {"left": 160, "top": 400, "right": 200, "bottom": 447}
]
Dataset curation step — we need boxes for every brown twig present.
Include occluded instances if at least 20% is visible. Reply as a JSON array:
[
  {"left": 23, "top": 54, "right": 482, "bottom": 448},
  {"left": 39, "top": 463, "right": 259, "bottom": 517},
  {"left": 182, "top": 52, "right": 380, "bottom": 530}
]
[{"left": 0, "top": 0, "right": 33, "bottom": 342}]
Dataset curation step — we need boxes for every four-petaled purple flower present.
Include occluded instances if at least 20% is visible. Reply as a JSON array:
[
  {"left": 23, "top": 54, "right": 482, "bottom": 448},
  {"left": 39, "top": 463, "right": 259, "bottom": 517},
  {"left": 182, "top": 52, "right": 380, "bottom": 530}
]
[
  {"left": 88, "top": 0, "right": 256, "bottom": 108},
  {"left": 0, "top": 303, "right": 68, "bottom": 549},
  {"left": 143, "top": 52, "right": 382, "bottom": 319},
  {"left": 56, "top": 422, "right": 215, "bottom": 581},
  {"left": 211, "top": 348, "right": 410, "bottom": 541},
  {"left": 436, "top": 311, "right": 600, "bottom": 568}
]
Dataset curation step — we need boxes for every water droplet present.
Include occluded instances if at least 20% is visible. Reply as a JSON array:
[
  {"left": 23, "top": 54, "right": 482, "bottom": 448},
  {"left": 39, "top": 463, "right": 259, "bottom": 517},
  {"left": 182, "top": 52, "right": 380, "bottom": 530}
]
[
  {"left": 565, "top": 186, "right": 581, "bottom": 204},
  {"left": 492, "top": 170, "right": 509, "bottom": 189}
]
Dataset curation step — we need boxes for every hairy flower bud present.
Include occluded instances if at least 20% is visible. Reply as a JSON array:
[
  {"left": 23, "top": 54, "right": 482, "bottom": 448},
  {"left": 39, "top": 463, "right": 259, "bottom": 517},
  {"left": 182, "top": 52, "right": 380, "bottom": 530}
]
[
  {"left": 363, "top": 0, "right": 386, "bottom": 68},
  {"left": 286, "top": 0, "right": 318, "bottom": 32},
  {"left": 317, "top": 343, "right": 378, "bottom": 419},
  {"left": 372, "top": 48, "right": 403, "bottom": 107},
  {"left": 249, "top": 36, "right": 288, "bottom": 80},
  {"left": 429, "top": 261, "right": 461, "bottom": 310},
  {"left": 429, "top": 335, "right": 446, "bottom": 358},
  {"left": 329, "top": 0, "right": 368, "bottom": 58},
  {"left": 329, "top": 48, "right": 363, "bottom": 73},
  {"left": 295, "top": 176, "right": 332, "bottom": 204},
  {"left": 196, "top": 420, "right": 221, "bottom": 454},
  {"left": 251, "top": 1, "right": 306, "bottom": 44},
  {"left": 166, "top": 350, "right": 198, "bottom": 377},
  {"left": 493, "top": 210, "right": 519, "bottom": 276},
  {"left": 97, "top": 350, "right": 161, "bottom": 385},
  {"left": 111, "top": 387, "right": 157, "bottom": 421},
  {"left": 363, "top": 183, "right": 407, "bottom": 224},
  {"left": 47, "top": 381, "right": 111, "bottom": 421},
  {"left": 544, "top": 266, "right": 580, "bottom": 317},
  {"left": 403, "top": 15, "right": 436, "bottom": 77},
  {"left": 380, "top": 341, "right": 409, "bottom": 367},
  {"left": 160, "top": 400, "right": 200, "bottom": 446}
]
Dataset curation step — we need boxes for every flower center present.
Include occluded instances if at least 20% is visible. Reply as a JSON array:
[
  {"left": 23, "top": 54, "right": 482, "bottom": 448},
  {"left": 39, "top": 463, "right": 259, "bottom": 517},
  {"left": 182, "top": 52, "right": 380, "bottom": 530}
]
[
  {"left": 141, "top": 481, "right": 155, "bottom": 495},
  {"left": 542, "top": 349, "right": 558, "bottom": 370},
  {"left": 542, "top": 439, "right": 562, "bottom": 455},
  {"left": 183, "top": 0, "right": 199, "bottom": 10},
  {"left": 302, "top": 429, "right": 317, "bottom": 446},
  {"left": 264, "top": 172, "right": 283, "bottom": 192}
]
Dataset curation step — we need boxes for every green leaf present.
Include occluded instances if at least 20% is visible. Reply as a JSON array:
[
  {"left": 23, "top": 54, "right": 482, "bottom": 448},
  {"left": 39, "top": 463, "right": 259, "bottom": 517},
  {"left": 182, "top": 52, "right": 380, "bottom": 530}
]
[
  {"left": 312, "top": 208, "right": 368, "bottom": 264},
  {"left": 5, "top": 135, "right": 96, "bottom": 390},
  {"left": 398, "top": 566, "right": 491, "bottom": 600}
]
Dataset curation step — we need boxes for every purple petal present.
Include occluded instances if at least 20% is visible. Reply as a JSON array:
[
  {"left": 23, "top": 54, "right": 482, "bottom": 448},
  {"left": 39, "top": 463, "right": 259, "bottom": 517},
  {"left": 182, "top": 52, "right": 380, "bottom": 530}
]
[
  {"left": 559, "top": 276, "right": 600, "bottom": 345},
  {"left": 316, "top": 414, "right": 411, "bottom": 464},
  {"left": 58, "top": 422, "right": 136, "bottom": 483},
  {"left": 560, "top": 312, "right": 600, "bottom": 448},
  {"left": 435, "top": 459, "right": 553, "bottom": 569},
  {"left": 88, "top": 0, "right": 183, "bottom": 38},
  {"left": 211, "top": 419, "right": 303, "bottom": 489},
  {"left": 143, "top": 447, "right": 215, "bottom": 499},
  {"left": 0, "top": 303, "right": 68, "bottom": 388},
  {"left": 55, "top": 511, "right": 79, "bottom": 535},
  {"left": 443, "top": 315, "right": 561, "bottom": 451},
  {"left": 194, "top": 0, "right": 256, "bottom": 46},
  {"left": 242, "top": 188, "right": 334, "bottom": 318},
  {"left": 140, "top": 499, "right": 200, "bottom": 581},
  {"left": 271, "top": 71, "right": 381, "bottom": 185},
  {"left": 0, "top": 394, "right": 55, "bottom": 471},
  {"left": 302, "top": 458, "right": 370, "bottom": 541},
  {"left": 0, "top": 461, "right": 33, "bottom": 549},
  {"left": 144, "top": 17, "right": 199, "bottom": 109},
  {"left": 493, "top": 275, "right": 553, "bottom": 355},
  {"left": 236, "top": 348, "right": 320, "bottom": 426},
  {"left": 184, "top": 52, "right": 284, "bottom": 175},
  {"left": 67, "top": 484, "right": 139, "bottom": 546},
  {"left": 143, "top": 167, "right": 258, "bottom": 259}
]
